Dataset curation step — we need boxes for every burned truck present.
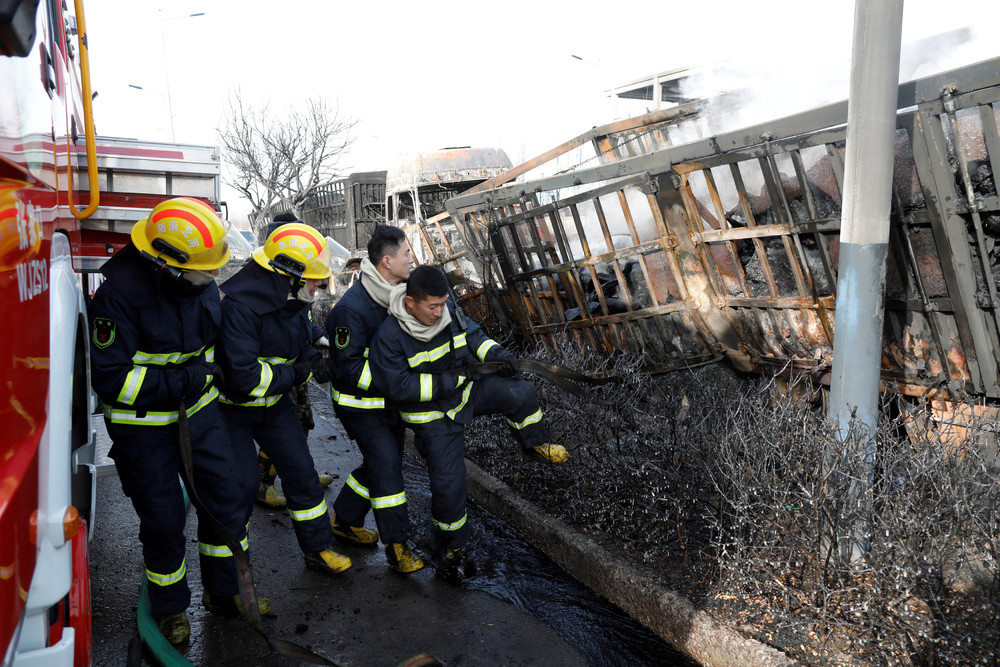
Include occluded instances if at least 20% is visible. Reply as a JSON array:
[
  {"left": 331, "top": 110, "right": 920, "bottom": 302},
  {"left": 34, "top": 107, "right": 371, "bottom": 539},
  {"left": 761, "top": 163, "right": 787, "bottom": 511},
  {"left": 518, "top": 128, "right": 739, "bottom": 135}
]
[
  {"left": 302, "top": 171, "right": 387, "bottom": 256},
  {"left": 403, "top": 56, "right": 1000, "bottom": 440},
  {"left": 386, "top": 147, "right": 511, "bottom": 320}
]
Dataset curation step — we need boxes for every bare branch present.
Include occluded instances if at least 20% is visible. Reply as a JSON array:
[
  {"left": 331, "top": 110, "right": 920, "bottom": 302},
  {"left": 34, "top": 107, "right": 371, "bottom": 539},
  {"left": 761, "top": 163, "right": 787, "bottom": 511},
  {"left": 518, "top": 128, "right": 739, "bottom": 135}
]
[{"left": 218, "top": 90, "right": 357, "bottom": 235}]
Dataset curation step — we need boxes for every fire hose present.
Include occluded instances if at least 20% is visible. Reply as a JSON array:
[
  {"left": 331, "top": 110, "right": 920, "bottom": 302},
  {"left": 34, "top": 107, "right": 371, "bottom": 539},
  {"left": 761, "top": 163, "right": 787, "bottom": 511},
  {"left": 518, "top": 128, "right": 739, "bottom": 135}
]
[
  {"left": 175, "top": 403, "right": 348, "bottom": 665},
  {"left": 174, "top": 403, "right": 443, "bottom": 666},
  {"left": 446, "top": 289, "right": 620, "bottom": 402},
  {"left": 464, "top": 358, "right": 621, "bottom": 405},
  {"left": 141, "top": 358, "right": 608, "bottom": 664}
]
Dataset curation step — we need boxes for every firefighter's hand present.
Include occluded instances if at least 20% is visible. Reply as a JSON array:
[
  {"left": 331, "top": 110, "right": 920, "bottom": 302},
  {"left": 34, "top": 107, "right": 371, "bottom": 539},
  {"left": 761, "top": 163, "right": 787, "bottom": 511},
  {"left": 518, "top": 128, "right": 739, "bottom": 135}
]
[
  {"left": 314, "top": 335, "right": 330, "bottom": 349},
  {"left": 459, "top": 358, "right": 482, "bottom": 381},
  {"left": 210, "top": 364, "right": 227, "bottom": 391},
  {"left": 437, "top": 372, "right": 458, "bottom": 399},
  {"left": 309, "top": 354, "right": 331, "bottom": 384},
  {"left": 496, "top": 356, "right": 520, "bottom": 379},
  {"left": 181, "top": 361, "right": 212, "bottom": 400},
  {"left": 292, "top": 360, "right": 312, "bottom": 385}
]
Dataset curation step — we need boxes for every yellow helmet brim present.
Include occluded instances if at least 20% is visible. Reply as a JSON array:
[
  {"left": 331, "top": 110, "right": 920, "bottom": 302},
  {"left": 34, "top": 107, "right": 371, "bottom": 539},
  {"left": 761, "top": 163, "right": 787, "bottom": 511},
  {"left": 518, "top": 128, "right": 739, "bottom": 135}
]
[
  {"left": 130, "top": 199, "right": 232, "bottom": 271},
  {"left": 183, "top": 239, "right": 231, "bottom": 270}
]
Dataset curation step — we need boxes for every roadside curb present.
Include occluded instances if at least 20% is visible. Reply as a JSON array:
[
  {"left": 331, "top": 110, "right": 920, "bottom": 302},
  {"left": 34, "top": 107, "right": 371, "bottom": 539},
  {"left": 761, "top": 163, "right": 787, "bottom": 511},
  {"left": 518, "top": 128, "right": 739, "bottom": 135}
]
[{"left": 462, "top": 456, "right": 799, "bottom": 667}]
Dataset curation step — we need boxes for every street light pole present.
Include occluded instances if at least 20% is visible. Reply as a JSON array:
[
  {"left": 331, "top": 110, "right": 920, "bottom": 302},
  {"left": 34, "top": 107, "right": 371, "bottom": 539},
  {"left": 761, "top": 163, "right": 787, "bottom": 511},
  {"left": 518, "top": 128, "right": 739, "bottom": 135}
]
[
  {"left": 158, "top": 11, "right": 205, "bottom": 142},
  {"left": 828, "top": 0, "right": 904, "bottom": 563}
]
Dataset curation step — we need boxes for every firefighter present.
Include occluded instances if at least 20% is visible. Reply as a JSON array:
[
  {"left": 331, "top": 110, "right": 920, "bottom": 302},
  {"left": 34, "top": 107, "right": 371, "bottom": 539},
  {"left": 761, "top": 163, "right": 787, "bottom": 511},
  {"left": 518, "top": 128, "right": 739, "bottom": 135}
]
[
  {"left": 253, "top": 212, "right": 336, "bottom": 510},
  {"left": 216, "top": 222, "right": 352, "bottom": 576},
  {"left": 89, "top": 197, "right": 268, "bottom": 644},
  {"left": 326, "top": 225, "right": 423, "bottom": 573},
  {"left": 369, "top": 264, "right": 569, "bottom": 573}
]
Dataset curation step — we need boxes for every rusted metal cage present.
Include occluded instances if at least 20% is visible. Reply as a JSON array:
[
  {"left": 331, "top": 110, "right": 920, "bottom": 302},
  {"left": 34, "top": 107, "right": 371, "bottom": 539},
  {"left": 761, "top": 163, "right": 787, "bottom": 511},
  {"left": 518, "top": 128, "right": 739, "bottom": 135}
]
[
  {"left": 385, "top": 147, "right": 513, "bottom": 326},
  {"left": 301, "top": 171, "right": 387, "bottom": 254},
  {"left": 434, "top": 57, "right": 1000, "bottom": 403}
]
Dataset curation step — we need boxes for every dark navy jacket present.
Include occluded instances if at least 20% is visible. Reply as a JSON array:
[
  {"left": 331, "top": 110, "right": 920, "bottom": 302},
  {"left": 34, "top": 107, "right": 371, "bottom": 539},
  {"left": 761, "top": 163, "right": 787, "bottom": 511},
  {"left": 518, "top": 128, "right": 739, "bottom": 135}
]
[
  {"left": 89, "top": 243, "right": 220, "bottom": 425},
  {"left": 325, "top": 277, "right": 393, "bottom": 415},
  {"left": 217, "top": 262, "right": 318, "bottom": 408},
  {"left": 369, "top": 300, "right": 511, "bottom": 426}
]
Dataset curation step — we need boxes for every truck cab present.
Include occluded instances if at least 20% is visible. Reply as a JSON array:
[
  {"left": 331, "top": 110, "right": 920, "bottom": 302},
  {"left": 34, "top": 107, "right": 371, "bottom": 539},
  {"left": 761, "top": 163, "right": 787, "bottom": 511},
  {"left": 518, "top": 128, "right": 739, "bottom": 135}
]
[{"left": 385, "top": 146, "right": 511, "bottom": 268}]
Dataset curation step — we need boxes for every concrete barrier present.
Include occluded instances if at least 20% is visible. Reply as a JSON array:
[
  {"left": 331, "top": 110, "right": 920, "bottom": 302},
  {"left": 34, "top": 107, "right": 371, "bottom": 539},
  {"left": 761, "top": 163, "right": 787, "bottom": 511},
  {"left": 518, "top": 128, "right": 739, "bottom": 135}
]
[{"left": 462, "top": 456, "right": 798, "bottom": 667}]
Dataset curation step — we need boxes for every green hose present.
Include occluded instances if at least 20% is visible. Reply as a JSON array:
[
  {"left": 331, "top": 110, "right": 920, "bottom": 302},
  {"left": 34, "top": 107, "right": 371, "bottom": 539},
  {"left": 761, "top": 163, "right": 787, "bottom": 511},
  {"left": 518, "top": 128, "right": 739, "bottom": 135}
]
[
  {"left": 137, "top": 577, "right": 194, "bottom": 667},
  {"left": 135, "top": 485, "right": 194, "bottom": 666}
]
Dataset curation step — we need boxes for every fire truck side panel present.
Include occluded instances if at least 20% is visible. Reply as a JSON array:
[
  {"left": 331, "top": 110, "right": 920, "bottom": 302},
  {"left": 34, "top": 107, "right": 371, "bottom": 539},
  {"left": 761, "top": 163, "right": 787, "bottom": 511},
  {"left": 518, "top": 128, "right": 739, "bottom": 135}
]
[
  {"left": 0, "top": 181, "right": 52, "bottom": 662},
  {"left": 2, "top": 0, "right": 93, "bottom": 664}
]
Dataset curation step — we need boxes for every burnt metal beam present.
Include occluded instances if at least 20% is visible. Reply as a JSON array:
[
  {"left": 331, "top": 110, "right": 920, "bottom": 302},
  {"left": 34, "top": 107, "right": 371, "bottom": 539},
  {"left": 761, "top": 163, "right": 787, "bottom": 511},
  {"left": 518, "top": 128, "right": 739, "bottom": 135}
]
[{"left": 449, "top": 58, "right": 1000, "bottom": 219}]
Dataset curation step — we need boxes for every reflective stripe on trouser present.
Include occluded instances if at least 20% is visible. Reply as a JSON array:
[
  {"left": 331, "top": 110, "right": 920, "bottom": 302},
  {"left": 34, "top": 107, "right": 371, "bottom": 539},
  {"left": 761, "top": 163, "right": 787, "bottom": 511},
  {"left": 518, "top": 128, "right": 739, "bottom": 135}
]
[
  {"left": 469, "top": 374, "right": 549, "bottom": 448},
  {"left": 332, "top": 409, "right": 410, "bottom": 544},
  {"left": 409, "top": 419, "right": 470, "bottom": 550},
  {"left": 146, "top": 560, "right": 185, "bottom": 587},
  {"left": 106, "top": 402, "right": 246, "bottom": 618},
  {"left": 222, "top": 395, "right": 334, "bottom": 555},
  {"left": 199, "top": 533, "right": 250, "bottom": 557},
  {"left": 104, "top": 386, "right": 220, "bottom": 426}
]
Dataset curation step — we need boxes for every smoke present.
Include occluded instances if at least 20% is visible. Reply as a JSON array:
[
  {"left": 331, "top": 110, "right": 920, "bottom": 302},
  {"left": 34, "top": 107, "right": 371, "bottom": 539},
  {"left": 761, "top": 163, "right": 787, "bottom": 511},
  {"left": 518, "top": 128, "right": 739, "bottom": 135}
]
[{"left": 674, "top": 16, "right": 999, "bottom": 141}]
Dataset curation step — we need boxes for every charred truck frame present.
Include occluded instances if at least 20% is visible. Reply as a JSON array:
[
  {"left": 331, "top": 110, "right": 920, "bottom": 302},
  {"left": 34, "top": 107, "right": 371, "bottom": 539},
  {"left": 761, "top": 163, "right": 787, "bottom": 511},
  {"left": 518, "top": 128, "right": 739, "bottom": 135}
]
[
  {"left": 412, "top": 56, "right": 1000, "bottom": 439},
  {"left": 386, "top": 147, "right": 512, "bottom": 326},
  {"left": 291, "top": 170, "right": 387, "bottom": 255}
]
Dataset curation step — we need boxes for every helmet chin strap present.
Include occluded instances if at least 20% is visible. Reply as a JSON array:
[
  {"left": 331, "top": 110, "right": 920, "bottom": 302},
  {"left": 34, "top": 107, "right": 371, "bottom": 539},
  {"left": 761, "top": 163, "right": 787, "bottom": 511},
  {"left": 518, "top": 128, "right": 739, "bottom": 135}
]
[{"left": 287, "top": 276, "right": 313, "bottom": 303}]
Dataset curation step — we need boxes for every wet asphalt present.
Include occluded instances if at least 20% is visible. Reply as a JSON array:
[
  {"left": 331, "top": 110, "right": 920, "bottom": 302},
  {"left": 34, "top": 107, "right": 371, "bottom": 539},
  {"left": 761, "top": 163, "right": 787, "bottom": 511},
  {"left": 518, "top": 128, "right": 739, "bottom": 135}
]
[{"left": 89, "top": 382, "right": 695, "bottom": 666}]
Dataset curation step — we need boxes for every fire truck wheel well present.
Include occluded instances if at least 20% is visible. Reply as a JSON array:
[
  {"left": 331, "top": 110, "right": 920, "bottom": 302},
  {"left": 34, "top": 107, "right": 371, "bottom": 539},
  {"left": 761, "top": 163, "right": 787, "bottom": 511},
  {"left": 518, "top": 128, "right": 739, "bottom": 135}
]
[{"left": 70, "top": 309, "right": 93, "bottom": 528}]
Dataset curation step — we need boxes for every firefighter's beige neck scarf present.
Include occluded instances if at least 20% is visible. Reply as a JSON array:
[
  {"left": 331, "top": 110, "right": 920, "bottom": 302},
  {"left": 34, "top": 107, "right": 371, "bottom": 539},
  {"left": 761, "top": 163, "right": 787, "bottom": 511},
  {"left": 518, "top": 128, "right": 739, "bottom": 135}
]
[
  {"left": 360, "top": 258, "right": 394, "bottom": 309},
  {"left": 388, "top": 284, "right": 451, "bottom": 343}
]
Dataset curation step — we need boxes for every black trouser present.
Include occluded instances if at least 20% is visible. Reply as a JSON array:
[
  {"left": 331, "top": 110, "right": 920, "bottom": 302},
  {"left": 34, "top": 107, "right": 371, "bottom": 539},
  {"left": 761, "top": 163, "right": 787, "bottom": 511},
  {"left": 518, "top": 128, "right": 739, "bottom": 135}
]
[
  {"left": 223, "top": 396, "right": 334, "bottom": 555},
  {"left": 107, "top": 402, "right": 245, "bottom": 619},
  {"left": 332, "top": 409, "right": 409, "bottom": 544},
  {"left": 408, "top": 374, "right": 550, "bottom": 550}
]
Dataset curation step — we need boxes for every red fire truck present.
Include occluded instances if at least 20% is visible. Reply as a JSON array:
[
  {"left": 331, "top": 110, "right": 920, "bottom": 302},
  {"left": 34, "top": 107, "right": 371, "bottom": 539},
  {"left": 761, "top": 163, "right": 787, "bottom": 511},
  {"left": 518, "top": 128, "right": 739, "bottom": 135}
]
[
  {"left": 1, "top": 2, "right": 248, "bottom": 664},
  {"left": 0, "top": 0, "right": 100, "bottom": 663}
]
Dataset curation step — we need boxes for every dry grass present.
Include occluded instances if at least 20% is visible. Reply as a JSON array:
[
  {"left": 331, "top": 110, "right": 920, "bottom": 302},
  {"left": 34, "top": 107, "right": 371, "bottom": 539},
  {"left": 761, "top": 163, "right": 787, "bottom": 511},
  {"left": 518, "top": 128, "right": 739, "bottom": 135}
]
[{"left": 463, "top": 342, "right": 1000, "bottom": 666}]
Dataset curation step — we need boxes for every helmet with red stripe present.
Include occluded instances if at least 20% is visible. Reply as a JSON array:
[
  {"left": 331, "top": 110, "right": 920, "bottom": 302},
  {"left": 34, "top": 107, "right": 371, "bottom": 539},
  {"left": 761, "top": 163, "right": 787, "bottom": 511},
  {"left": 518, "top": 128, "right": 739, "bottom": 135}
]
[
  {"left": 131, "top": 197, "right": 231, "bottom": 271},
  {"left": 252, "top": 222, "right": 335, "bottom": 280}
]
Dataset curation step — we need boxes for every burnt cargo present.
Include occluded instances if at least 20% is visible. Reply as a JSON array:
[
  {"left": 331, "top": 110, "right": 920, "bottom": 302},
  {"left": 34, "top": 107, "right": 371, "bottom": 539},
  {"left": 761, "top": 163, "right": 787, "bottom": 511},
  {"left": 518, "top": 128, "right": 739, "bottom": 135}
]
[
  {"left": 386, "top": 147, "right": 513, "bottom": 325},
  {"left": 419, "top": 56, "right": 1000, "bottom": 406}
]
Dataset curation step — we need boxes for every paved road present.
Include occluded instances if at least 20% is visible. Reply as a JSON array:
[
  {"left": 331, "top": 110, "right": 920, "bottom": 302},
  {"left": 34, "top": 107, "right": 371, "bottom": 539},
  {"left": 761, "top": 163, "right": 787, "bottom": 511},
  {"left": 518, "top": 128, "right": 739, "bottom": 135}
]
[{"left": 90, "top": 383, "right": 693, "bottom": 666}]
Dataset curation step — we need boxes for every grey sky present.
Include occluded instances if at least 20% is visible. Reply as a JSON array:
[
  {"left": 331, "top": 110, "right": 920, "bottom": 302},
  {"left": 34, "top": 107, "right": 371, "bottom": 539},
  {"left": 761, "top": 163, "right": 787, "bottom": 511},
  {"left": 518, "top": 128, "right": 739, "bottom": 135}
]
[{"left": 82, "top": 0, "right": 998, "bottom": 220}]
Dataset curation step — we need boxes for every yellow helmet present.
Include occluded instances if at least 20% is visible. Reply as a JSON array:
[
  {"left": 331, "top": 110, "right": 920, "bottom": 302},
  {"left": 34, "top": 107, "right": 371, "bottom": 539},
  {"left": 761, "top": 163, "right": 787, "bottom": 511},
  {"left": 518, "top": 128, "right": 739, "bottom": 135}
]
[
  {"left": 131, "top": 197, "right": 231, "bottom": 271},
  {"left": 252, "top": 222, "right": 334, "bottom": 279}
]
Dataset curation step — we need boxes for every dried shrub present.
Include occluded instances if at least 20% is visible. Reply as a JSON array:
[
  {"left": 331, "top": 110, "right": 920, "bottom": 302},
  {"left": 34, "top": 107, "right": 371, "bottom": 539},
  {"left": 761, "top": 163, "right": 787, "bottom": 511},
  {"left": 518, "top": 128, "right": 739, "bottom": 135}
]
[{"left": 464, "top": 344, "right": 1000, "bottom": 665}]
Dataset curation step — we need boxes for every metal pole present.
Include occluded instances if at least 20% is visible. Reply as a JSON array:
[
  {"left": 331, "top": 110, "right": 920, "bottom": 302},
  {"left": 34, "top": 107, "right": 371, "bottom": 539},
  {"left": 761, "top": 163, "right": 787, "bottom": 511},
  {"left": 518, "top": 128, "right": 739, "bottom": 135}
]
[
  {"left": 828, "top": 0, "right": 904, "bottom": 560},
  {"left": 158, "top": 12, "right": 176, "bottom": 143},
  {"left": 158, "top": 12, "right": 205, "bottom": 143}
]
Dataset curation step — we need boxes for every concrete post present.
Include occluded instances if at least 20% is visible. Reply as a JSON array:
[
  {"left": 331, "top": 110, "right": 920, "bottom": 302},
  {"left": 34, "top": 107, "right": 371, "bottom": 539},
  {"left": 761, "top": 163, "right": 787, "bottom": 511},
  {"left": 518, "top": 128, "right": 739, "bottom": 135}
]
[{"left": 828, "top": 0, "right": 904, "bottom": 560}]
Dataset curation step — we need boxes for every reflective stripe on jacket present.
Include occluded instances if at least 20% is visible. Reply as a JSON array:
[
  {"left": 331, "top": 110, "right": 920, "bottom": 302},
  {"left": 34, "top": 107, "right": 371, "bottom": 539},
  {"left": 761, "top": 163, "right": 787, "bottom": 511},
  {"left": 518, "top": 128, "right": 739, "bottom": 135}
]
[
  {"left": 369, "top": 300, "right": 511, "bottom": 425},
  {"left": 104, "top": 386, "right": 221, "bottom": 425},
  {"left": 326, "top": 279, "right": 392, "bottom": 413}
]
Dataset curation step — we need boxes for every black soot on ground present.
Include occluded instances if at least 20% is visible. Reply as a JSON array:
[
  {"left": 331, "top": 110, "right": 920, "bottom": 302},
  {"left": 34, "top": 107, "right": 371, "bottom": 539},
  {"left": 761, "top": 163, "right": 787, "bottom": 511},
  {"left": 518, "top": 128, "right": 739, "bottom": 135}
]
[{"left": 404, "top": 457, "right": 699, "bottom": 667}]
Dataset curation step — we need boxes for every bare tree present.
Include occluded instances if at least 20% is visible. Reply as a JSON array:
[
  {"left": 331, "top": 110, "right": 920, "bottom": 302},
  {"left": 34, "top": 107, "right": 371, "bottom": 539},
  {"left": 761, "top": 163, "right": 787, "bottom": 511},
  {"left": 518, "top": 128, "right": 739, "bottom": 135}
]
[{"left": 219, "top": 91, "right": 356, "bottom": 237}]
